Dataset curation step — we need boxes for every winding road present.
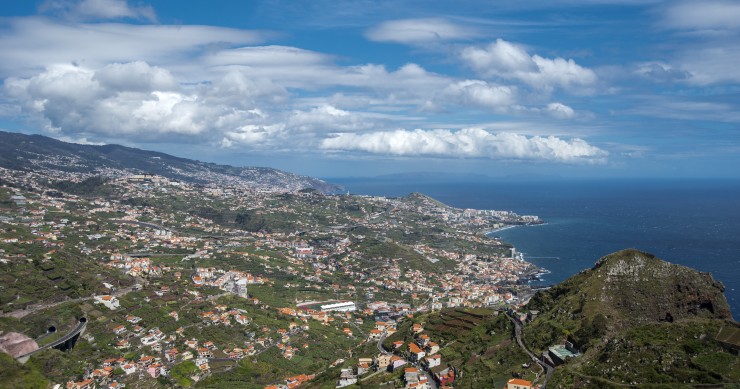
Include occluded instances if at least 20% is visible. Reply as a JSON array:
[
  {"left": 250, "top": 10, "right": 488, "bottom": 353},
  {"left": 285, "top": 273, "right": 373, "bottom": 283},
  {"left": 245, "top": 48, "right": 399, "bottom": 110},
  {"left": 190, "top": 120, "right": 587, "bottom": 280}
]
[{"left": 506, "top": 312, "right": 554, "bottom": 388}]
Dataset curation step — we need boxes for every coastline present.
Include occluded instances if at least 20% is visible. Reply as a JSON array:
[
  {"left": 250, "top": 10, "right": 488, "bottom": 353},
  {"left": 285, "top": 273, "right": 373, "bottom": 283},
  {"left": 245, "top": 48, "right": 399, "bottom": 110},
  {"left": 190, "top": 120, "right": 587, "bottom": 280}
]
[
  {"left": 483, "top": 223, "right": 551, "bottom": 285},
  {"left": 484, "top": 224, "right": 520, "bottom": 235}
]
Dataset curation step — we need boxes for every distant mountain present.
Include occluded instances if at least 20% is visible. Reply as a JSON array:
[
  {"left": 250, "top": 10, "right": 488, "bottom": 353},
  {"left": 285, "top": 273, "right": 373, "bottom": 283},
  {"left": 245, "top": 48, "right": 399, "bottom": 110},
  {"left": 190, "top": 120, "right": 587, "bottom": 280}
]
[
  {"left": 0, "top": 131, "right": 342, "bottom": 193},
  {"left": 370, "top": 171, "right": 494, "bottom": 182}
]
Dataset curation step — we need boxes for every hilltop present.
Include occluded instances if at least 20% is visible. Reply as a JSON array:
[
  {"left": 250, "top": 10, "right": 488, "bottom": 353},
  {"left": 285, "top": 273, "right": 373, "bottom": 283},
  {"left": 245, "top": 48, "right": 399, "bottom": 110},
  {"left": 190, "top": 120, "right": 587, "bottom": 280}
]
[
  {"left": 421, "top": 249, "right": 738, "bottom": 387},
  {"left": 0, "top": 131, "right": 341, "bottom": 193},
  {"left": 522, "top": 250, "right": 738, "bottom": 387},
  {"left": 526, "top": 249, "right": 731, "bottom": 337}
]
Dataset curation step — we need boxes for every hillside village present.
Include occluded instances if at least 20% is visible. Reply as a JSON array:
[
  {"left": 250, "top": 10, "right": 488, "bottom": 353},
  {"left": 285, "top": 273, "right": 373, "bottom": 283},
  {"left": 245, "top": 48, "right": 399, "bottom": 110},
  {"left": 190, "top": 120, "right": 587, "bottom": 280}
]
[{"left": 0, "top": 165, "right": 547, "bottom": 388}]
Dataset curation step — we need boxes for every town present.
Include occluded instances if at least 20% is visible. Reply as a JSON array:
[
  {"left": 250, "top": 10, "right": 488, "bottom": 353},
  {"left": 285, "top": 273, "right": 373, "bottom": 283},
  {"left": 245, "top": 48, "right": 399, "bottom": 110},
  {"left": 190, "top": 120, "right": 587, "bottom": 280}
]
[{"left": 0, "top": 166, "right": 548, "bottom": 389}]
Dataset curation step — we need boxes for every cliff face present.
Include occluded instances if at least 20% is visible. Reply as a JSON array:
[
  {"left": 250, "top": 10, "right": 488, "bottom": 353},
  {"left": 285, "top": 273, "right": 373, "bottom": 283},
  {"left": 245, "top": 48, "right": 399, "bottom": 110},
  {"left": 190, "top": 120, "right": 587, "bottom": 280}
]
[{"left": 0, "top": 332, "right": 38, "bottom": 358}]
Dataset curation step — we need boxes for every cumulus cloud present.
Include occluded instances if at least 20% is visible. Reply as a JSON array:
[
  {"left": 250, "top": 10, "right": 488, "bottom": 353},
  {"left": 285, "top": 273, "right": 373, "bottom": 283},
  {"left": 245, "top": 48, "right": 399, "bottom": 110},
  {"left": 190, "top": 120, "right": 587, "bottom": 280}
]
[
  {"left": 40, "top": 0, "right": 157, "bottom": 22},
  {"left": 0, "top": 8, "right": 598, "bottom": 158},
  {"left": 443, "top": 80, "right": 516, "bottom": 110},
  {"left": 461, "top": 39, "right": 597, "bottom": 91},
  {"left": 6, "top": 63, "right": 210, "bottom": 137},
  {"left": 321, "top": 128, "right": 607, "bottom": 163},
  {"left": 221, "top": 124, "right": 285, "bottom": 147},
  {"left": 545, "top": 102, "right": 576, "bottom": 119},
  {"left": 93, "top": 61, "right": 178, "bottom": 92},
  {"left": 365, "top": 18, "right": 479, "bottom": 44}
]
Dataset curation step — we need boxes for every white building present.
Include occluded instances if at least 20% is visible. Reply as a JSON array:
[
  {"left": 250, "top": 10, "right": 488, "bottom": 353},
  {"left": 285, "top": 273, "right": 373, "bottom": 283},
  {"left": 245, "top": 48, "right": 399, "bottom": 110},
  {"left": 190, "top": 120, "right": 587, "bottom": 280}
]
[
  {"left": 320, "top": 301, "right": 356, "bottom": 312},
  {"left": 95, "top": 295, "right": 120, "bottom": 310}
]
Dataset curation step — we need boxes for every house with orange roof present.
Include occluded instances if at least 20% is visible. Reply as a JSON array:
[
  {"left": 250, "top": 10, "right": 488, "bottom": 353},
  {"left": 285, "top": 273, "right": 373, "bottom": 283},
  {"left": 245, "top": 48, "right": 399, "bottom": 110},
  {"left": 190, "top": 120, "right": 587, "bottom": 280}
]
[
  {"left": 506, "top": 378, "right": 533, "bottom": 389},
  {"left": 427, "top": 342, "right": 440, "bottom": 354},
  {"left": 122, "top": 363, "right": 136, "bottom": 375},
  {"left": 423, "top": 354, "right": 441, "bottom": 369},
  {"left": 107, "top": 380, "right": 123, "bottom": 389},
  {"left": 353, "top": 361, "right": 369, "bottom": 377},
  {"left": 95, "top": 295, "right": 120, "bottom": 310},
  {"left": 408, "top": 343, "right": 426, "bottom": 361},
  {"left": 389, "top": 355, "right": 407, "bottom": 371},
  {"left": 66, "top": 379, "right": 95, "bottom": 389}
]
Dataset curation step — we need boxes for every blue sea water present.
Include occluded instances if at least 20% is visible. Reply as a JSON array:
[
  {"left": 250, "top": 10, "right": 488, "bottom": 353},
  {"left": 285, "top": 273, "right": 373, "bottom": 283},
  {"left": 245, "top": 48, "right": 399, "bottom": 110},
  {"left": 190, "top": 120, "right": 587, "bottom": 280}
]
[{"left": 331, "top": 178, "right": 740, "bottom": 319}]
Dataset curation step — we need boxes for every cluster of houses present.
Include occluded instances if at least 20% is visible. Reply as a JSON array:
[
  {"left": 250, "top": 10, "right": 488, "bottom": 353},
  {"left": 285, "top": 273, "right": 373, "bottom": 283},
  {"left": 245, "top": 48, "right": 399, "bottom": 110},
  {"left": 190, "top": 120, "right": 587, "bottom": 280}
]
[
  {"left": 198, "top": 305, "right": 252, "bottom": 326},
  {"left": 191, "top": 267, "right": 265, "bottom": 298},
  {"left": 106, "top": 255, "right": 162, "bottom": 278},
  {"left": 336, "top": 321, "right": 455, "bottom": 389},
  {"left": 64, "top": 354, "right": 170, "bottom": 389},
  {"left": 264, "top": 373, "right": 316, "bottom": 389}
]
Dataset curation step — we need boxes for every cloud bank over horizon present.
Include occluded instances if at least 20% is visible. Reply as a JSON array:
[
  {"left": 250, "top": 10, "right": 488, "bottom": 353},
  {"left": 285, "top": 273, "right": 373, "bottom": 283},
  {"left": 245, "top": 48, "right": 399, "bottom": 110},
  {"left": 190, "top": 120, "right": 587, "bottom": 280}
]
[{"left": 321, "top": 128, "right": 607, "bottom": 163}]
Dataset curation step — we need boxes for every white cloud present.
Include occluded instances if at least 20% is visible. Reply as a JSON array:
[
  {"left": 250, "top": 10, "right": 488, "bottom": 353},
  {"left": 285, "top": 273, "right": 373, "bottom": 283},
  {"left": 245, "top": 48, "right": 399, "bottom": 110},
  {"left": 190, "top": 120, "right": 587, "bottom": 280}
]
[
  {"left": 634, "top": 62, "right": 691, "bottom": 82},
  {"left": 0, "top": 17, "right": 265, "bottom": 78},
  {"left": 222, "top": 124, "right": 285, "bottom": 147},
  {"left": 546, "top": 102, "right": 576, "bottom": 119},
  {"left": 676, "top": 43, "right": 740, "bottom": 85},
  {"left": 442, "top": 80, "right": 516, "bottom": 111},
  {"left": 652, "top": 2, "right": 740, "bottom": 85},
  {"left": 0, "top": 9, "right": 599, "bottom": 158},
  {"left": 40, "top": 0, "right": 157, "bottom": 22},
  {"left": 627, "top": 96, "right": 740, "bottom": 123},
  {"left": 204, "top": 45, "right": 330, "bottom": 68},
  {"left": 93, "top": 61, "right": 178, "bottom": 92},
  {"left": 461, "top": 39, "right": 597, "bottom": 91},
  {"left": 321, "top": 128, "right": 607, "bottom": 163},
  {"left": 662, "top": 1, "right": 740, "bottom": 32},
  {"left": 287, "top": 105, "right": 375, "bottom": 133},
  {"left": 204, "top": 46, "right": 451, "bottom": 95},
  {"left": 5, "top": 63, "right": 208, "bottom": 137},
  {"left": 365, "top": 18, "right": 479, "bottom": 44}
]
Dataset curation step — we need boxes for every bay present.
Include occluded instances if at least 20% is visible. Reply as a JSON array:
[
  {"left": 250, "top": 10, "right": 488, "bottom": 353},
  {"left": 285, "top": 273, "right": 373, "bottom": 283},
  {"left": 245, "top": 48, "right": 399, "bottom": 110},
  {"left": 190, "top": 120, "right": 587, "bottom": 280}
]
[{"left": 331, "top": 177, "right": 740, "bottom": 319}]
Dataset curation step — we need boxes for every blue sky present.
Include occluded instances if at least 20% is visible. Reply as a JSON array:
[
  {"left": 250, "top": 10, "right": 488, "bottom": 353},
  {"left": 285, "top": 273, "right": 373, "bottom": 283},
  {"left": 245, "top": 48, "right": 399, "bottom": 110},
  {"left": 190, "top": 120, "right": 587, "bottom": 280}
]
[{"left": 1, "top": 0, "right": 739, "bottom": 178}]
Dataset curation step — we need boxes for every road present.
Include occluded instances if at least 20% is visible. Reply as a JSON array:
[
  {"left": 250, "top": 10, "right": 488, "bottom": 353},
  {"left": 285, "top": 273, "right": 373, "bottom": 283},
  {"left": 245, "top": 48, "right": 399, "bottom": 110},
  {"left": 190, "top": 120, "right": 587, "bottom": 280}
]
[
  {"left": 16, "top": 318, "right": 87, "bottom": 361},
  {"left": 1, "top": 283, "right": 138, "bottom": 319},
  {"left": 506, "top": 312, "right": 554, "bottom": 388},
  {"left": 376, "top": 333, "right": 389, "bottom": 355}
]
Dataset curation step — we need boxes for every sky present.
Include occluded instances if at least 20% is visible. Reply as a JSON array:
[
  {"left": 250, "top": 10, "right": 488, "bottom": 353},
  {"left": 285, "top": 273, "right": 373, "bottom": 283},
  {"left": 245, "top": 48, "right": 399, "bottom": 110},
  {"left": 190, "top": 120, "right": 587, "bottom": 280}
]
[{"left": 1, "top": 0, "right": 739, "bottom": 179}]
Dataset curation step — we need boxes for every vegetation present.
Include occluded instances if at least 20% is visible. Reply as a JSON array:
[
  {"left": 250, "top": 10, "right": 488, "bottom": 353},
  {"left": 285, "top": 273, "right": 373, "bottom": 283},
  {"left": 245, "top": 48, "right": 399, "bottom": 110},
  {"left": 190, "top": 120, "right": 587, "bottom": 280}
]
[{"left": 0, "top": 353, "right": 49, "bottom": 389}]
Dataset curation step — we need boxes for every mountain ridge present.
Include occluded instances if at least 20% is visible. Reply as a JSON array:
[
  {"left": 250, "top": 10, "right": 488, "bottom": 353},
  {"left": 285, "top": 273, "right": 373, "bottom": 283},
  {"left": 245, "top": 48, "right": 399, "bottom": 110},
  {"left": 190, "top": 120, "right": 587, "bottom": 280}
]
[{"left": 0, "top": 131, "right": 342, "bottom": 194}]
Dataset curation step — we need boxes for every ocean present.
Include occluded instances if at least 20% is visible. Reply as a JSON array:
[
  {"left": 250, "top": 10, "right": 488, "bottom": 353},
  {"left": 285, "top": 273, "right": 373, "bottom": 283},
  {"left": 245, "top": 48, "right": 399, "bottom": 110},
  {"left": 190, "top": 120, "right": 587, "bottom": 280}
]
[{"left": 331, "top": 178, "right": 740, "bottom": 319}]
